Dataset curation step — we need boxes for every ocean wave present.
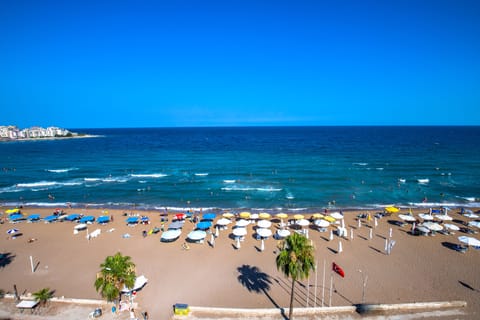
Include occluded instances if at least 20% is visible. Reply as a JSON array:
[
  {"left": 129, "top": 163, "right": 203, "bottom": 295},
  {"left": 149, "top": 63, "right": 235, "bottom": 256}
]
[
  {"left": 223, "top": 180, "right": 236, "bottom": 183},
  {"left": 130, "top": 173, "right": 168, "bottom": 178},
  {"left": 222, "top": 186, "right": 282, "bottom": 192},
  {"left": 46, "top": 168, "right": 79, "bottom": 173},
  {"left": 417, "top": 178, "right": 430, "bottom": 184},
  {"left": 194, "top": 173, "right": 209, "bottom": 177},
  {"left": 353, "top": 162, "right": 368, "bottom": 166},
  {"left": 17, "top": 181, "right": 58, "bottom": 188}
]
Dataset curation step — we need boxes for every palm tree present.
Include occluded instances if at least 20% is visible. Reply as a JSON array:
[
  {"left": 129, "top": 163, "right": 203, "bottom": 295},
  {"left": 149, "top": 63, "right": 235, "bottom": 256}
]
[
  {"left": 276, "top": 233, "right": 315, "bottom": 320},
  {"left": 33, "top": 287, "right": 53, "bottom": 310},
  {"left": 94, "top": 252, "right": 136, "bottom": 308}
]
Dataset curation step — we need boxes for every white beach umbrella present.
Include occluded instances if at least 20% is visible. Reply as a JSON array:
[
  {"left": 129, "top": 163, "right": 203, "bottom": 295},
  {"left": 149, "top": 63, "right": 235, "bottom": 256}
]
[
  {"left": 257, "top": 219, "right": 272, "bottom": 228},
  {"left": 188, "top": 230, "right": 207, "bottom": 241},
  {"left": 6, "top": 228, "right": 19, "bottom": 234},
  {"left": 235, "top": 219, "right": 249, "bottom": 227},
  {"left": 161, "top": 229, "right": 182, "bottom": 241},
  {"left": 399, "top": 214, "right": 417, "bottom": 222},
  {"left": 464, "top": 213, "right": 479, "bottom": 219},
  {"left": 276, "top": 229, "right": 290, "bottom": 238},
  {"left": 250, "top": 213, "right": 259, "bottom": 220},
  {"left": 314, "top": 219, "right": 330, "bottom": 228},
  {"left": 419, "top": 213, "right": 434, "bottom": 221},
  {"left": 74, "top": 223, "right": 87, "bottom": 231},
  {"left": 330, "top": 212, "right": 344, "bottom": 220},
  {"left": 435, "top": 214, "right": 453, "bottom": 221},
  {"left": 416, "top": 226, "right": 430, "bottom": 235},
  {"left": 232, "top": 227, "right": 247, "bottom": 237},
  {"left": 444, "top": 223, "right": 460, "bottom": 231},
  {"left": 423, "top": 222, "right": 444, "bottom": 232},
  {"left": 256, "top": 228, "right": 272, "bottom": 238},
  {"left": 468, "top": 221, "right": 480, "bottom": 229},
  {"left": 458, "top": 236, "right": 480, "bottom": 247},
  {"left": 216, "top": 218, "right": 232, "bottom": 226},
  {"left": 296, "top": 219, "right": 310, "bottom": 227}
]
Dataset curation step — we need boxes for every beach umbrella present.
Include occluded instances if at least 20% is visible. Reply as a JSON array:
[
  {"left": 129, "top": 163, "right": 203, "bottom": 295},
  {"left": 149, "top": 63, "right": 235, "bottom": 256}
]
[
  {"left": 44, "top": 215, "right": 58, "bottom": 223},
  {"left": 239, "top": 212, "right": 251, "bottom": 219},
  {"left": 175, "top": 213, "right": 186, "bottom": 220},
  {"left": 232, "top": 227, "right": 247, "bottom": 237},
  {"left": 464, "top": 213, "right": 479, "bottom": 219},
  {"left": 259, "top": 212, "right": 271, "bottom": 219},
  {"left": 188, "top": 230, "right": 207, "bottom": 242},
  {"left": 74, "top": 223, "right": 87, "bottom": 231},
  {"left": 65, "top": 214, "right": 81, "bottom": 221},
  {"left": 196, "top": 221, "right": 212, "bottom": 230},
  {"left": 385, "top": 206, "right": 400, "bottom": 213},
  {"left": 6, "top": 208, "right": 21, "bottom": 214},
  {"left": 296, "top": 219, "right": 310, "bottom": 227},
  {"left": 458, "top": 236, "right": 480, "bottom": 247},
  {"left": 222, "top": 212, "right": 234, "bottom": 219},
  {"left": 169, "top": 221, "right": 184, "bottom": 230},
  {"left": 293, "top": 214, "right": 304, "bottom": 220},
  {"left": 125, "top": 216, "right": 138, "bottom": 224},
  {"left": 444, "top": 223, "right": 460, "bottom": 231},
  {"left": 7, "top": 228, "right": 19, "bottom": 234},
  {"left": 468, "top": 221, "right": 480, "bottom": 229},
  {"left": 324, "top": 216, "right": 336, "bottom": 223},
  {"left": 399, "top": 214, "right": 417, "bottom": 222},
  {"left": 9, "top": 214, "right": 24, "bottom": 222},
  {"left": 276, "top": 213, "right": 288, "bottom": 219},
  {"left": 257, "top": 228, "right": 272, "bottom": 238},
  {"left": 314, "top": 219, "right": 330, "bottom": 228},
  {"left": 276, "top": 229, "right": 290, "bottom": 238},
  {"left": 419, "top": 213, "right": 434, "bottom": 221},
  {"left": 202, "top": 213, "right": 216, "bottom": 221},
  {"left": 423, "top": 222, "right": 444, "bottom": 232},
  {"left": 161, "top": 229, "right": 182, "bottom": 241},
  {"left": 216, "top": 218, "right": 232, "bottom": 226},
  {"left": 97, "top": 216, "right": 110, "bottom": 224},
  {"left": 257, "top": 219, "right": 272, "bottom": 228},
  {"left": 235, "top": 219, "right": 249, "bottom": 227},
  {"left": 330, "top": 212, "right": 344, "bottom": 220},
  {"left": 27, "top": 214, "right": 41, "bottom": 222},
  {"left": 416, "top": 226, "right": 430, "bottom": 235},
  {"left": 435, "top": 214, "right": 453, "bottom": 221},
  {"left": 311, "top": 213, "right": 324, "bottom": 219},
  {"left": 250, "top": 213, "right": 259, "bottom": 220}
]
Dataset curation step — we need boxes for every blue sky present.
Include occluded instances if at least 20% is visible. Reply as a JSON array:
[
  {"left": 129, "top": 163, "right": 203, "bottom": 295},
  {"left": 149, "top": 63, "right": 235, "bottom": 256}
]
[{"left": 1, "top": 0, "right": 479, "bottom": 128}]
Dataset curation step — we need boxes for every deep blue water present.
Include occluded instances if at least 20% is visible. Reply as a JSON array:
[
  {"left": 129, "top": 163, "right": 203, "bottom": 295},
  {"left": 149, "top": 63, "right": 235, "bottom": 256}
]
[{"left": 1, "top": 126, "right": 479, "bottom": 212}]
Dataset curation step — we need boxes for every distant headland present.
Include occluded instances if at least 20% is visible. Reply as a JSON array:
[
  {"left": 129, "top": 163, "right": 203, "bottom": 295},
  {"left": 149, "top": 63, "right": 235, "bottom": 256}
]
[{"left": 0, "top": 125, "right": 96, "bottom": 141}]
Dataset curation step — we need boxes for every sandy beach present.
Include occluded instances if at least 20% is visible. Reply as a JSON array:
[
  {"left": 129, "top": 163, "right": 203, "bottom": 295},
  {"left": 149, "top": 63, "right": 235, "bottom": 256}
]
[{"left": 1, "top": 206, "right": 479, "bottom": 319}]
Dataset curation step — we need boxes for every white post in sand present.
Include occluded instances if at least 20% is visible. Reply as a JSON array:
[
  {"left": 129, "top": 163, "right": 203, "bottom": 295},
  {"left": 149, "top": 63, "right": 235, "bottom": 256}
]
[
  {"left": 385, "top": 238, "right": 388, "bottom": 253},
  {"left": 341, "top": 219, "right": 345, "bottom": 229},
  {"left": 389, "top": 227, "right": 392, "bottom": 238},
  {"left": 369, "top": 228, "right": 373, "bottom": 239},
  {"left": 412, "top": 222, "right": 416, "bottom": 233},
  {"left": 329, "top": 230, "right": 333, "bottom": 241},
  {"left": 260, "top": 239, "right": 265, "bottom": 251},
  {"left": 215, "top": 226, "right": 219, "bottom": 237},
  {"left": 322, "top": 260, "right": 326, "bottom": 307},
  {"left": 236, "top": 237, "right": 241, "bottom": 249},
  {"left": 210, "top": 233, "right": 215, "bottom": 247},
  {"left": 358, "top": 219, "right": 361, "bottom": 228},
  {"left": 329, "top": 272, "right": 333, "bottom": 307},
  {"left": 350, "top": 228, "right": 354, "bottom": 240},
  {"left": 306, "top": 273, "right": 310, "bottom": 307},
  {"left": 314, "top": 261, "right": 318, "bottom": 308},
  {"left": 338, "top": 241, "right": 343, "bottom": 253},
  {"left": 30, "top": 256, "right": 34, "bottom": 273},
  {"left": 374, "top": 217, "right": 378, "bottom": 228}
]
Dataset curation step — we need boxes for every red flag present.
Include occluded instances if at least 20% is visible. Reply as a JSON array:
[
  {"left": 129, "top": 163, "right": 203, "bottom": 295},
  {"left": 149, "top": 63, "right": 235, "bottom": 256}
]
[{"left": 332, "top": 262, "right": 345, "bottom": 278}]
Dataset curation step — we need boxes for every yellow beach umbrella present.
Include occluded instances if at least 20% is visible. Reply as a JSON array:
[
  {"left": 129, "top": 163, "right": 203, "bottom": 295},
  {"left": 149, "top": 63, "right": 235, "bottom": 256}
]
[
  {"left": 239, "top": 211, "right": 251, "bottom": 219},
  {"left": 276, "top": 213, "right": 288, "bottom": 219},
  {"left": 259, "top": 212, "right": 271, "bottom": 219},
  {"left": 324, "top": 216, "right": 336, "bottom": 223},
  {"left": 5, "top": 208, "right": 20, "bottom": 214},
  {"left": 385, "top": 206, "right": 400, "bottom": 213},
  {"left": 293, "top": 214, "right": 304, "bottom": 220},
  {"left": 222, "top": 212, "right": 234, "bottom": 219},
  {"left": 312, "top": 213, "right": 324, "bottom": 219}
]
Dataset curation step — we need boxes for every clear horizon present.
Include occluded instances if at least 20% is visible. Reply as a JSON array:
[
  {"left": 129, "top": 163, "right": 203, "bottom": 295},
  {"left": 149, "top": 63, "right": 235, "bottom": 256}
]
[{"left": 1, "top": 1, "right": 480, "bottom": 128}]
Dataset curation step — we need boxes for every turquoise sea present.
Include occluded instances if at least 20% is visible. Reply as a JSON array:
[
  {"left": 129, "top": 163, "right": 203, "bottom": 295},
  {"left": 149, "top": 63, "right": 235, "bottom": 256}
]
[{"left": 1, "top": 126, "right": 479, "bottom": 212}]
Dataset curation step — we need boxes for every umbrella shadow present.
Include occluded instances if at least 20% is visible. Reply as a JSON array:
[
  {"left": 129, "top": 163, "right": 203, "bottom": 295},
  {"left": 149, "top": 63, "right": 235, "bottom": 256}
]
[
  {"left": 368, "top": 246, "right": 383, "bottom": 254},
  {"left": 0, "top": 252, "right": 15, "bottom": 268},
  {"left": 459, "top": 281, "right": 478, "bottom": 292},
  {"left": 237, "top": 265, "right": 287, "bottom": 320},
  {"left": 327, "top": 247, "right": 338, "bottom": 254},
  {"left": 442, "top": 241, "right": 467, "bottom": 253}
]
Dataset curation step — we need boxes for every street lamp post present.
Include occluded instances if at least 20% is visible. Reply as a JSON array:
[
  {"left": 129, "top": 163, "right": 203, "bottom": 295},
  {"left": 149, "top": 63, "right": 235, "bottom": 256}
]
[{"left": 358, "top": 269, "right": 368, "bottom": 303}]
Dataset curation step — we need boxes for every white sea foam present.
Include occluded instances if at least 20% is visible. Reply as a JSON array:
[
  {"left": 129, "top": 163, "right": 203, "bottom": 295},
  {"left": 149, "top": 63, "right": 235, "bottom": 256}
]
[
  {"left": 417, "top": 178, "right": 430, "bottom": 184},
  {"left": 130, "top": 173, "right": 168, "bottom": 178},
  {"left": 222, "top": 186, "right": 282, "bottom": 192},
  {"left": 194, "top": 173, "right": 209, "bottom": 177},
  {"left": 46, "top": 168, "right": 78, "bottom": 173},
  {"left": 223, "top": 180, "right": 236, "bottom": 183},
  {"left": 353, "top": 162, "right": 368, "bottom": 166},
  {"left": 17, "top": 181, "right": 58, "bottom": 188},
  {"left": 398, "top": 178, "right": 406, "bottom": 183},
  {"left": 84, "top": 178, "right": 101, "bottom": 182}
]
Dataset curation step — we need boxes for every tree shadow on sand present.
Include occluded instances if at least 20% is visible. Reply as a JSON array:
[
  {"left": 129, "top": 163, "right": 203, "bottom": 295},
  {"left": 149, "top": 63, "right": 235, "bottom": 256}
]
[
  {"left": 0, "top": 252, "right": 15, "bottom": 268},
  {"left": 237, "top": 264, "right": 287, "bottom": 320}
]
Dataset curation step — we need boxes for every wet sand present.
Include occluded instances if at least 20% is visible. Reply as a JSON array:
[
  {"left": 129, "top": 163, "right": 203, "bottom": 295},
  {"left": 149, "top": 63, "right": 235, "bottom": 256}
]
[{"left": 1, "top": 206, "right": 479, "bottom": 319}]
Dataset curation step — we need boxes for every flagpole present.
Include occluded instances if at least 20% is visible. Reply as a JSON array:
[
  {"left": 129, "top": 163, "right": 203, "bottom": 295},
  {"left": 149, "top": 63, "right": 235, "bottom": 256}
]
[
  {"left": 322, "top": 259, "right": 325, "bottom": 307},
  {"left": 329, "top": 270, "right": 333, "bottom": 307},
  {"left": 306, "top": 273, "right": 310, "bottom": 307},
  {"left": 314, "top": 261, "right": 318, "bottom": 308}
]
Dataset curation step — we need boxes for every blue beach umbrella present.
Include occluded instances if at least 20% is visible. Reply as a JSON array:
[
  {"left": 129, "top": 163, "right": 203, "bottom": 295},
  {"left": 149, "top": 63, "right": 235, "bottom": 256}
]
[
  {"left": 126, "top": 216, "right": 139, "bottom": 224},
  {"left": 202, "top": 213, "right": 216, "bottom": 221},
  {"left": 97, "top": 216, "right": 110, "bottom": 224},
  {"left": 196, "top": 221, "right": 212, "bottom": 230},
  {"left": 79, "top": 215, "right": 95, "bottom": 223},
  {"left": 44, "top": 215, "right": 58, "bottom": 223},
  {"left": 65, "top": 214, "right": 81, "bottom": 221},
  {"left": 9, "top": 214, "right": 24, "bottom": 222},
  {"left": 27, "top": 214, "right": 41, "bottom": 221}
]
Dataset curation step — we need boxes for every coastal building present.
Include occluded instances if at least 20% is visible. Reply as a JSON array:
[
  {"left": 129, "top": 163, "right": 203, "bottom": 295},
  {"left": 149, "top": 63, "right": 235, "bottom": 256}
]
[{"left": 0, "top": 125, "right": 75, "bottom": 141}]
